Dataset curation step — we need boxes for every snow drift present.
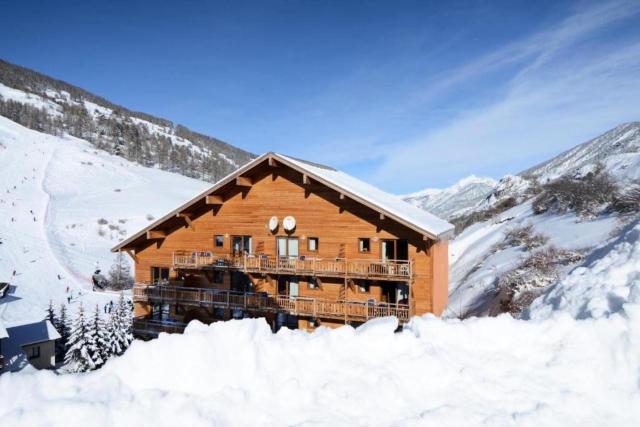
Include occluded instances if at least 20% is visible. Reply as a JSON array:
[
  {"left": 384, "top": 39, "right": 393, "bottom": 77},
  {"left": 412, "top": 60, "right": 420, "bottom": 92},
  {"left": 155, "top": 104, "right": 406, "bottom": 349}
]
[{"left": 1, "top": 309, "right": 640, "bottom": 426}]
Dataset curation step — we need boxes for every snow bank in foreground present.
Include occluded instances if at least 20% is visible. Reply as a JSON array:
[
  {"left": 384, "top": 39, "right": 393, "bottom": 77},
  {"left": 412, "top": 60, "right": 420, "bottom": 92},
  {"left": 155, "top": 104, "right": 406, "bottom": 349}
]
[
  {"left": 528, "top": 220, "right": 640, "bottom": 320},
  {"left": 1, "top": 311, "right": 640, "bottom": 426}
]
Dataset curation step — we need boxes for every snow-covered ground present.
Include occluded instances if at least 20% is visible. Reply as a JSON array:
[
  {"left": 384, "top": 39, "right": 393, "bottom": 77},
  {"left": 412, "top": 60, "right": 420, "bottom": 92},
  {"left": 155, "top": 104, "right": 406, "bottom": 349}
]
[
  {"left": 1, "top": 308, "right": 639, "bottom": 426},
  {"left": 0, "top": 116, "right": 209, "bottom": 323}
]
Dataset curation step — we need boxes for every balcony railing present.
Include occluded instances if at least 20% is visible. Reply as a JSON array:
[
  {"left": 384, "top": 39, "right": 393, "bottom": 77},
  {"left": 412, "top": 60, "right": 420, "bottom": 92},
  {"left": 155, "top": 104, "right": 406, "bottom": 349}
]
[
  {"left": 133, "top": 317, "right": 187, "bottom": 337},
  {"left": 133, "top": 284, "right": 411, "bottom": 323},
  {"left": 172, "top": 251, "right": 413, "bottom": 281}
]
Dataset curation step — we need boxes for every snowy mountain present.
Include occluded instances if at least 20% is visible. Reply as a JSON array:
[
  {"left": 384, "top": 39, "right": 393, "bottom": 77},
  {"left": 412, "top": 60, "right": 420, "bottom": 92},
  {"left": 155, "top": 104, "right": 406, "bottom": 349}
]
[
  {"left": 402, "top": 175, "right": 496, "bottom": 219},
  {"left": 0, "top": 59, "right": 255, "bottom": 182},
  {"left": 521, "top": 122, "right": 640, "bottom": 183},
  {"left": 0, "top": 115, "right": 209, "bottom": 324}
]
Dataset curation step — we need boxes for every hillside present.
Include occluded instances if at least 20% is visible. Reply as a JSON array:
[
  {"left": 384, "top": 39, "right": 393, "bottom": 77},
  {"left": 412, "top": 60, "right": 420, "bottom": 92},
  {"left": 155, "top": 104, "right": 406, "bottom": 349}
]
[
  {"left": 0, "top": 115, "right": 209, "bottom": 323},
  {"left": 441, "top": 123, "right": 640, "bottom": 317},
  {"left": 0, "top": 59, "right": 255, "bottom": 182}
]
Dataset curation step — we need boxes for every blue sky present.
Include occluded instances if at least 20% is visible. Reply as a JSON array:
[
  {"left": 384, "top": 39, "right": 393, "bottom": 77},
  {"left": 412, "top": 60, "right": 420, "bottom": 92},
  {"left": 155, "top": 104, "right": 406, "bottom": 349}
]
[{"left": 1, "top": 0, "right": 640, "bottom": 193}]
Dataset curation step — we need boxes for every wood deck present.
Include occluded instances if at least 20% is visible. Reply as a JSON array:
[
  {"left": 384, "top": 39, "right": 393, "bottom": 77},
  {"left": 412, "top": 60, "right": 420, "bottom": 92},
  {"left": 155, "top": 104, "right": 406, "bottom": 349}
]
[
  {"left": 172, "top": 251, "right": 413, "bottom": 281},
  {"left": 133, "top": 284, "right": 411, "bottom": 323}
]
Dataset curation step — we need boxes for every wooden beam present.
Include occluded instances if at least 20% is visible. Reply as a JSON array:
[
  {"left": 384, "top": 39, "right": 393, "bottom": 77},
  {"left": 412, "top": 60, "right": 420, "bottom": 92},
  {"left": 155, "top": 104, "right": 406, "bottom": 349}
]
[
  {"left": 379, "top": 213, "right": 385, "bottom": 221},
  {"left": 268, "top": 157, "right": 278, "bottom": 167},
  {"left": 124, "top": 249, "right": 138, "bottom": 264},
  {"left": 236, "top": 176, "right": 253, "bottom": 187},
  {"left": 146, "top": 230, "right": 166, "bottom": 239},
  {"left": 205, "top": 195, "right": 223, "bottom": 205},
  {"left": 177, "top": 213, "right": 195, "bottom": 231},
  {"left": 302, "top": 174, "right": 310, "bottom": 185},
  {"left": 339, "top": 193, "right": 345, "bottom": 200}
]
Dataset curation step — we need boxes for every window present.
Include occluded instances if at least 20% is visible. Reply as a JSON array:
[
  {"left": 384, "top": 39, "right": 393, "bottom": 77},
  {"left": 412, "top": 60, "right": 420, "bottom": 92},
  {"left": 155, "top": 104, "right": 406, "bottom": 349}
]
[
  {"left": 151, "top": 267, "right": 169, "bottom": 285},
  {"left": 215, "top": 235, "right": 224, "bottom": 247},
  {"left": 308, "top": 237, "right": 319, "bottom": 252},
  {"left": 358, "top": 281, "right": 370, "bottom": 294},
  {"left": 308, "top": 277, "right": 319, "bottom": 290},
  {"left": 277, "top": 237, "right": 299, "bottom": 257},
  {"left": 358, "top": 238, "right": 371, "bottom": 253},
  {"left": 28, "top": 345, "right": 40, "bottom": 360},
  {"left": 232, "top": 235, "right": 252, "bottom": 255},
  {"left": 213, "top": 270, "right": 224, "bottom": 284}
]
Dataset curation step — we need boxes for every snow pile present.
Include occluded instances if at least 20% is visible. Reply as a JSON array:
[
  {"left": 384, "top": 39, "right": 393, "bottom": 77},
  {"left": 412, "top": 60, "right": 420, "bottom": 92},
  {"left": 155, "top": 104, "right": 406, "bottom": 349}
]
[
  {"left": 1, "top": 313, "right": 639, "bottom": 426},
  {"left": 528, "top": 220, "right": 640, "bottom": 320}
]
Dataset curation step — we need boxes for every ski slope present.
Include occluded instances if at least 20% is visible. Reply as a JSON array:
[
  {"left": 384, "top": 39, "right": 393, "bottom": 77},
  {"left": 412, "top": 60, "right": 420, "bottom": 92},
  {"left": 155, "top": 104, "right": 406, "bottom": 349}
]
[{"left": 0, "top": 116, "right": 209, "bottom": 323}]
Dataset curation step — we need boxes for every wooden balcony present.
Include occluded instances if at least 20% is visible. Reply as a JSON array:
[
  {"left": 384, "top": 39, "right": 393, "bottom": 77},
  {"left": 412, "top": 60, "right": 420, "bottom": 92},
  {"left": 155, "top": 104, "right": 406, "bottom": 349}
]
[
  {"left": 133, "top": 284, "right": 411, "bottom": 323},
  {"left": 133, "top": 317, "right": 187, "bottom": 337},
  {"left": 172, "top": 251, "right": 413, "bottom": 281}
]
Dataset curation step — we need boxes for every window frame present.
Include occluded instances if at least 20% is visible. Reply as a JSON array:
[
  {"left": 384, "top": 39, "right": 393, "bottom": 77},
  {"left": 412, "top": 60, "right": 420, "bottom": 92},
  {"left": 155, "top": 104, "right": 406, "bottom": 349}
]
[
  {"left": 358, "top": 238, "right": 371, "bottom": 253},
  {"left": 214, "top": 235, "right": 224, "bottom": 248},
  {"left": 308, "top": 237, "right": 319, "bottom": 252}
]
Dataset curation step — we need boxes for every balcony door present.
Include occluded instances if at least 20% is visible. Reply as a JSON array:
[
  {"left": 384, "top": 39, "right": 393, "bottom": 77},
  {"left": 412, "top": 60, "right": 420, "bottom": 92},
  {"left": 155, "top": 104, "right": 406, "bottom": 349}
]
[
  {"left": 232, "top": 235, "right": 252, "bottom": 256},
  {"left": 277, "top": 237, "right": 299, "bottom": 270},
  {"left": 381, "top": 239, "right": 408, "bottom": 262},
  {"left": 277, "top": 276, "right": 299, "bottom": 298},
  {"left": 151, "top": 267, "right": 169, "bottom": 285}
]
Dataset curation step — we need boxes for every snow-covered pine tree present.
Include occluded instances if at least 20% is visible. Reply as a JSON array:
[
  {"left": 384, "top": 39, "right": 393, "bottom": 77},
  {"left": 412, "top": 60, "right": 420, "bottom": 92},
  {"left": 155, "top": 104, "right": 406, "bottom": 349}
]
[
  {"left": 105, "top": 310, "right": 123, "bottom": 356},
  {"left": 64, "top": 303, "right": 98, "bottom": 373},
  {"left": 56, "top": 303, "right": 72, "bottom": 362},
  {"left": 45, "top": 300, "right": 59, "bottom": 327},
  {"left": 110, "top": 293, "right": 134, "bottom": 356},
  {"left": 86, "top": 305, "right": 110, "bottom": 368},
  {"left": 108, "top": 252, "right": 134, "bottom": 290}
]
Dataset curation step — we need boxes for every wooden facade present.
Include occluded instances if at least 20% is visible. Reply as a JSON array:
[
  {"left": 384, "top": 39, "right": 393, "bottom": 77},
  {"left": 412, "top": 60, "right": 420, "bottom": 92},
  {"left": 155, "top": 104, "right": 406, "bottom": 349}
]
[{"left": 113, "top": 153, "right": 451, "bottom": 335}]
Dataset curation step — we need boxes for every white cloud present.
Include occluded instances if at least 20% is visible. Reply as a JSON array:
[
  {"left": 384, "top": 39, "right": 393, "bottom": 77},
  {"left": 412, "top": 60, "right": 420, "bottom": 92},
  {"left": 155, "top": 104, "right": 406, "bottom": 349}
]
[{"left": 369, "top": 0, "right": 640, "bottom": 190}]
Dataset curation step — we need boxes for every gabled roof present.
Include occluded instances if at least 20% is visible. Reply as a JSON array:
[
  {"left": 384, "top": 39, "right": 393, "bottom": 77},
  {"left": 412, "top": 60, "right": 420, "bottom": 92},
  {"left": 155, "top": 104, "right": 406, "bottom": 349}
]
[{"left": 112, "top": 152, "right": 454, "bottom": 252}]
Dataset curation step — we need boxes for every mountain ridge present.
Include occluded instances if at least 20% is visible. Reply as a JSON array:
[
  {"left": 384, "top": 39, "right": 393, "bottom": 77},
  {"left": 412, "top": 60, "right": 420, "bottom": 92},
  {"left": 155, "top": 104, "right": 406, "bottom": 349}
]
[{"left": 0, "top": 59, "right": 255, "bottom": 182}]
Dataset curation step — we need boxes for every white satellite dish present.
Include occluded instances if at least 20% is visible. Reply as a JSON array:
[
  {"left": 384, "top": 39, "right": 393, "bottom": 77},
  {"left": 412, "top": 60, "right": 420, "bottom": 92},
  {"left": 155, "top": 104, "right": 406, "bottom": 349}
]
[
  {"left": 283, "top": 216, "right": 296, "bottom": 231},
  {"left": 268, "top": 216, "right": 279, "bottom": 232}
]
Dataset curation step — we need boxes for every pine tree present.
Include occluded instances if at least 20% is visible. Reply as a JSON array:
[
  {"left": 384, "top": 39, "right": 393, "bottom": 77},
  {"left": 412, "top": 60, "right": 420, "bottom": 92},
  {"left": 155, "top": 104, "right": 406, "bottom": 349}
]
[
  {"left": 109, "top": 293, "right": 133, "bottom": 356},
  {"left": 45, "top": 300, "right": 59, "bottom": 326},
  {"left": 56, "top": 303, "right": 72, "bottom": 362},
  {"left": 108, "top": 252, "right": 134, "bottom": 290},
  {"left": 87, "top": 305, "right": 109, "bottom": 368},
  {"left": 64, "top": 304, "right": 97, "bottom": 373}
]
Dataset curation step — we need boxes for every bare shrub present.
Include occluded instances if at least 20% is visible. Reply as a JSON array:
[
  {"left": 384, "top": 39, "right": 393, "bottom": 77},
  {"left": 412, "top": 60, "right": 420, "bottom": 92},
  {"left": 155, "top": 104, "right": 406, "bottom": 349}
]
[
  {"left": 503, "top": 224, "right": 548, "bottom": 250},
  {"left": 97, "top": 218, "right": 108, "bottom": 225},
  {"left": 451, "top": 197, "right": 518, "bottom": 234},
  {"left": 491, "top": 246, "right": 583, "bottom": 316},
  {"left": 612, "top": 184, "right": 640, "bottom": 214},
  {"left": 146, "top": 214, "right": 155, "bottom": 221},
  {"left": 108, "top": 224, "right": 119, "bottom": 231},
  {"left": 118, "top": 218, "right": 127, "bottom": 224},
  {"left": 533, "top": 167, "right": 618, "bottom": 217},
  {"left": 97, "top": 228, "right": 106, "bottom": 237}
]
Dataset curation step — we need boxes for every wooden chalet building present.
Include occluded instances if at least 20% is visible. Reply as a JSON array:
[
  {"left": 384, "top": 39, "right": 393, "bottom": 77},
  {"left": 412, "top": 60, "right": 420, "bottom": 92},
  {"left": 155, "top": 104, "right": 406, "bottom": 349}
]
[{"left": 112, "top": 153, "right": 454, "bottom": 337}]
